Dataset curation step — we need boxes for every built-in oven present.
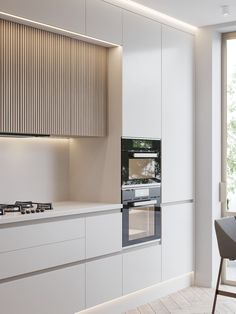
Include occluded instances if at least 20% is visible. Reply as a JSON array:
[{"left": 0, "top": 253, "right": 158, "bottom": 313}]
[
  {"left": 121, "top": 138, "right": 161, "bottom": 187},
  {"left": 122, "top": 186, "right": 161, "bottom": 247}
]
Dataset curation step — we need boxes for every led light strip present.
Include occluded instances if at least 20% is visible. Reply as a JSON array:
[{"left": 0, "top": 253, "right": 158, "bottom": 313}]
[
  {"left": 104, "top": 0, "right": 198, "bottom": 33},
  {"left": 0, "top": 11, "right": 119, "bottom": 47}
]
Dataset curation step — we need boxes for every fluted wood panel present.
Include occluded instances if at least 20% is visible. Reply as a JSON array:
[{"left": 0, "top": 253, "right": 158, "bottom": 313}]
[
  {"left": 0, "top": 19, "right": 107, "bottom": 137},
  {"left": 70, "top": 40, "right": 107, "bottom": 136}
]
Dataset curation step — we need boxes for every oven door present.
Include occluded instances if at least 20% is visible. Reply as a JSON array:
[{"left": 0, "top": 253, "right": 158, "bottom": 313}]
[
  {"left": 122, "top": 200, "right": 161, "bottom": 247},
  {"left": 122, "top": 152, "right": 161, "bottom": 186}
]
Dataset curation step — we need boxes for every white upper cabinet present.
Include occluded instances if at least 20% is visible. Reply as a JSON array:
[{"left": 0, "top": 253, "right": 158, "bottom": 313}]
[
  {"left": 86, "top": 0, "right": 122, "bottom": 45},
  {"left": 0, "top": 0, "right": 86, "bottom": 34},
  {"left": 123, "top": 12, "right": 162, "bottom": 139},
  {"left": 162, "top": 26, "right": 194, "bottom": 203}
]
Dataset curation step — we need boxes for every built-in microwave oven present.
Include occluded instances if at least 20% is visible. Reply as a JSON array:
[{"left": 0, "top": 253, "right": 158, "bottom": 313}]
[{"left": 121, "top": 138, "right": 161, "bottom": 187}]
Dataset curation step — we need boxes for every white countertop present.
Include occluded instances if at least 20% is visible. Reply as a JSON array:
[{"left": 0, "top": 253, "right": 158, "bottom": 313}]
[{"left": 0, "top": 201, "right": 122, "bottom": 225}]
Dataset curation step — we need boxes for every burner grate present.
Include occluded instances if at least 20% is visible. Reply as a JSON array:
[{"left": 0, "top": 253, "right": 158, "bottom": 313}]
[{"left": 0, "top": 202, "right": 53, "bottom": 215}]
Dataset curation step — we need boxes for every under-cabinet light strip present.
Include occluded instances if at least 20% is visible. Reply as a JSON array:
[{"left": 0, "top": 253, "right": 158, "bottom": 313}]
[
  {"left": 0, "top": 11, "right": 119, "bottom": 47},
  {"left": 104, "top": 0, "right": 198, "bottom": 33}
]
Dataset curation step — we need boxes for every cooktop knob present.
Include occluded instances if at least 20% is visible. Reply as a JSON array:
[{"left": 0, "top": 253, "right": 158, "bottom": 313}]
[{"left": 26, "top": 210, "right": 31, "bottom": 214}]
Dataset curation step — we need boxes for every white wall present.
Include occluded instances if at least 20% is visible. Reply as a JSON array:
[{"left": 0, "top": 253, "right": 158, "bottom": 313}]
[
  {"left": 195, "top": 27, "right": 222, "bottom": 287},
  {"left": 0, "top": 137, "right": 69, "bottom": 202}
]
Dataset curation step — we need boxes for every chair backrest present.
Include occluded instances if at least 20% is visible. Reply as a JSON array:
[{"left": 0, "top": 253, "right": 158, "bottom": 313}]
[{"left": 215, "top": 216, "right": 236, "bottom": 259}]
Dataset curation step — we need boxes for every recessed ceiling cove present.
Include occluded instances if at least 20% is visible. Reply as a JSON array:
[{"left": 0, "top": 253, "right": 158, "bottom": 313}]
[{"left": 134, "top": 0, "right": 236, "bottom": 27}]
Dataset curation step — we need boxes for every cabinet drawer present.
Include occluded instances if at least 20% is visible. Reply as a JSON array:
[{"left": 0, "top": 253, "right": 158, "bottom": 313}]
[
  {"left": 0, "top": 264, "right": 85, "bottom": 314},
  {"left": 0, "top": 238, "right": 85, "bottom": 280},
  {"left": 86, "top": 255, "right": 122, "bottom": 308},
  {"left": 123, "top": 244, "right": 162, "bottom": 294},
  {"left": 86, "top": 213, "right": 122, "bottom": 259},
  {"left": 0, "top": 217, "right": 85, "bottom": 253}
]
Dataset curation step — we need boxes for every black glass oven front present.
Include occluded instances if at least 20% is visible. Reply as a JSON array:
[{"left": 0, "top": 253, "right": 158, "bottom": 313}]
[
  {"left": 122, "top": 186, "right": 161, "bottom": 247},
  {"left": 122, "top": 138, "right": 161, "bottom": 187}
]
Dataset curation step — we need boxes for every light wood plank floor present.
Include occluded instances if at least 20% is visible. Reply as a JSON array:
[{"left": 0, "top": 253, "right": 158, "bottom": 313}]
[{"left": 125, "top": 286, "right": 236, "bottom": 314}]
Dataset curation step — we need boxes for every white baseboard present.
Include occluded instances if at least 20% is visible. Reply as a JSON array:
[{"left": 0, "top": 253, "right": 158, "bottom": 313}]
[{"left": 77, "top": 272, "right": 194, "bottom": 314}]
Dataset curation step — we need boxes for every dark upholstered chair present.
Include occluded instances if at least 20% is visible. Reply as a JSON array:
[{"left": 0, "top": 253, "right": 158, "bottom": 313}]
[{"left": 212, "top": 216, "right": 236, "bottom": 313}]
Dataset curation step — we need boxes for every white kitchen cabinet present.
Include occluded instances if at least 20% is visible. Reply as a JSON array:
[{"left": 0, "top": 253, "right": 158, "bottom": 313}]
[
  {"left": 0, "top": 238, "right": 85, "bottom": 280},
  {"left": 0, "top": 217, "right": 85, "bottom": 253},
  {"left": 123, "top": 243, "right": 162, "bottom": 294},
  {"left": 122, "top": 11, "right": 162, "bottom": 139},
  {"left": 86, "top": 254, "right": 122, "bottom": 307},
  {"left": 85, "top": 212, "right": 122, "bottom": 259},
  {"left": 0, "top": 264, "right": 85, "bottom": 314},
  {"left": 162, "top": 25, "right": 194, "bottom": 203},
  {"left": 0, "top": 0, "right": 86, "bottom": 34},
  {"left": 162, "top": 203, "right": 194, "bottom": 281},
  {"left": 86, "top": 0, "right": 122, "bottom": 45}
]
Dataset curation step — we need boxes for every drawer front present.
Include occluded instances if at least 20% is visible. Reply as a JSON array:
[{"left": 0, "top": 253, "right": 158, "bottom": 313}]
[
  {"left": 123, "top": 244, "right": 162, "bottom": 295},
  {"left": 0, "top": 238, "right": 85, "bottom": 280},
  {"left": 0, "top": 264, "right": 85, "bottom": 314},
  {"left": 86, "top": 255, "right": 122, "bottom": 308},
  {"left": 86, "top": 213, "right": 122, "bottom": 259},
  {"left": 0, "top": 217, "right": 85, "bottom": 253}
]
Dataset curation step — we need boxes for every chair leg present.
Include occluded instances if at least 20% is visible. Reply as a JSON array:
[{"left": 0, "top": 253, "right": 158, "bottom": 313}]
[{"left": 212, "top": 258, "right": 223, "bottom": 314}]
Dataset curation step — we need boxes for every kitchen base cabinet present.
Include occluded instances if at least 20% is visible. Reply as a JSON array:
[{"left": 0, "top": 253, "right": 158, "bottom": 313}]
[
  {"left": 0, "top": 264, "right": 85, "bottom": 314},
  {"left": 162, "top": 203, "right": 194, "bottom": 281},
  {"left": 86, "top": 212, "right": 122, "bottom": 259},
  {"left": 86, "top": 254, "right": 122, "bottom": 308},
  {"left": 123, "top": 244, "right": 162, "bottom": 295}
]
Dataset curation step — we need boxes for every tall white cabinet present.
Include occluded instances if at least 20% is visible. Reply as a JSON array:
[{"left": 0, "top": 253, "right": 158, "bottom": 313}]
[
  {"left": 161, "top": 26, "right": 194, "bottom": 284},
  {"left": 161, "top": 25, "right": 194, "bottom": 203},
  {"left": 122, "top": 11, "right": 162, "bottom": 139}
]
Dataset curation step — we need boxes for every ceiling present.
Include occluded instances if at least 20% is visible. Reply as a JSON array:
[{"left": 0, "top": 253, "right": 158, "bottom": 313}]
[{"left": 134, "top": 0, "right": 236, "bottom": 27}]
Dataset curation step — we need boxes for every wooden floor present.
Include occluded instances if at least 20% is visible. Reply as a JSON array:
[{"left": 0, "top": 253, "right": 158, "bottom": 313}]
[{"left": 125, "top": 286, "right": 236, "bottom": 314}]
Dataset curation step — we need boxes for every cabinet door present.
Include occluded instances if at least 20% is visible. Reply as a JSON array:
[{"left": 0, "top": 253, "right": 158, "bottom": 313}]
[
  {"left": 86, "top": 0, "right": 122, "bottom": 45},
  {"left": 0, "top": 20, "right": 71, "bottom": 135},
  {"left": 86, "top": 213, "right": 122, "bottom": 258},
  {"left": 162, "top": 203, "right": 194, "bottom": 281},
  {"left": 70, "top": 39, "right": 107, "bottom": 136},
  {"left": 123, "top": 12, "right": 161, "bottom": 139},
  {"left": 0, "top": 0, "right": 85, "bottom": 34},
  {"left": 123, "top": 244, "right": 161, "bottom": 294},
  {"left": 162, "top": 26, "right": 194, "bottom": 203},
  {"left": 86, "top": 255, "right": 122, "bottom": 308},
  {"left": 0, "top": 264, "right": 85, "bottom": 314}
]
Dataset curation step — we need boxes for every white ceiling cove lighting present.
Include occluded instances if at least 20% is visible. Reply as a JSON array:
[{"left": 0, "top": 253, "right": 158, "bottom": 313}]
[
  {"left": 104, "top": 0, "right": 198, "bottom": 32},
  {"left": 0, "top": 11, "right": 119, "bottom": 47},
  {"left": 221, "top": 5, "right": 230, "bottom": 17}
]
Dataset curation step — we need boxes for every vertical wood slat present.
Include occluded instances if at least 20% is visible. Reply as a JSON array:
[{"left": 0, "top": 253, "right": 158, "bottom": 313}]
[
  {"left": 69, "top": 38, "right": 107, "bottom": 137},
  {"left": 0, "top": 19, "right": 107, "bottom": 137}
]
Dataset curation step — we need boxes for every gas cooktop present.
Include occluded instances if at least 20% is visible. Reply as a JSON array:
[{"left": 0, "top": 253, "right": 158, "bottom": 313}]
[{"left": 0, "top": 201, "right": 53, "bottom": 215}]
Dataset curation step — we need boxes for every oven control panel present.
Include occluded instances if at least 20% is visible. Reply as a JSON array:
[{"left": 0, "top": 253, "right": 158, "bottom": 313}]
[{"left": 122, "top": 185, "right": 161, "bottom": 205}]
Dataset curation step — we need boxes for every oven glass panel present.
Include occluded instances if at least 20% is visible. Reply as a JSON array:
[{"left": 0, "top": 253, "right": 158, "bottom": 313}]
[
  {"left": 128, "top": 206, "right": 155, "bottom": 241},
  {"left": 129, "top": 159, "right": 156, "bottom": 180}
]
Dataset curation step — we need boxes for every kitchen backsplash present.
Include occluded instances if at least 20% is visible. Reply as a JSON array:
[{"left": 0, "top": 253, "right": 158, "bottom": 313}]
[{"left": 0, "top": 137, "right": 69, "bottom": 202}]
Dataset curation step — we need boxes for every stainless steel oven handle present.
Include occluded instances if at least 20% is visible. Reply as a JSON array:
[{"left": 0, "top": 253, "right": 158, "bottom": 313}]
[
  {"left": 132, "top": 153, "right": 158, "bottom": 158},
  {"left": 132, "top": 200, "right": 157, "bottom": 207}
]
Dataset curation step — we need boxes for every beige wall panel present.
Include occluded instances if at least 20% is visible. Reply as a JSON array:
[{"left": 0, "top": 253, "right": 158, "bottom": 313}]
[
  {"left": 0, "top": 20, "right": 71, "bottom": 135},
  {"left": 70, "top": 40, "right": 107, "bottom": 136},
  {"left": 0, "top": 19, "right": 107, "bottom": 137}
]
